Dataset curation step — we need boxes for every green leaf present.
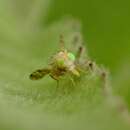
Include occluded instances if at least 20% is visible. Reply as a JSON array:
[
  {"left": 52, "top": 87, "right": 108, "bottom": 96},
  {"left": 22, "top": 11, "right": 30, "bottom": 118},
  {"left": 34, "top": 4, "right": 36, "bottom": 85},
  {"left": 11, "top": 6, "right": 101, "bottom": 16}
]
[{"left": 0, "top": 1, "right": 130, "bottom": 130}]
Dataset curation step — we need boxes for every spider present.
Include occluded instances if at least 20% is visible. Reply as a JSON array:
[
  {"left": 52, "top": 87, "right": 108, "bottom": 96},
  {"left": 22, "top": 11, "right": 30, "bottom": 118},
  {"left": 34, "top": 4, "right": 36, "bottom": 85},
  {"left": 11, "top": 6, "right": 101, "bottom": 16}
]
[{"left": 29, "top": 35, "right": 92, "bottom": 84}]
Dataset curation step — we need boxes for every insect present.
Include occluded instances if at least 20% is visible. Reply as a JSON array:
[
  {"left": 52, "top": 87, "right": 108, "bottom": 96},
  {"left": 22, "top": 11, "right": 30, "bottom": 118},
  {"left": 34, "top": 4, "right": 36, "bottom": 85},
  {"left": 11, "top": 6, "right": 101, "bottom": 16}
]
[{"left": 29, "top": 35, "right": 92, "bottom": 84}]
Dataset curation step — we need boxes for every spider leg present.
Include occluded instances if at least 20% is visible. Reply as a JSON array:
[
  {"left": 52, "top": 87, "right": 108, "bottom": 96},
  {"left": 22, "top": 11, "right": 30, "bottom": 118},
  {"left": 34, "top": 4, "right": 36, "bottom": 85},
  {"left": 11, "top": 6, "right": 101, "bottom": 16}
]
[
  {"left": 69, "top": 75, "right": 76, "bottom": 86},
  {"left": 76, "top": 46, "right": 84, "bottom": 60},
  {"left": 30, "top": 68, "right": 50, "bottom": 80},
  {"left": 71, "top": 34, "right": 87, "bottom": 60},
  {"left": 59, "top": 34, "right": 65, "bottom": 51},
  {"left": 50, "top": 74, "right": 60, "bottom": 88}
]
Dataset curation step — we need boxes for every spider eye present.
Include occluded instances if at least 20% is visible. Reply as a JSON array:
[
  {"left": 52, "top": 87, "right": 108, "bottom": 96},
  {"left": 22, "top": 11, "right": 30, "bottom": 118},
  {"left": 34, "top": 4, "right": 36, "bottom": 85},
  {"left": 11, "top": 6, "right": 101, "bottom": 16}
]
[{"left": 68, "top": 52, "right": 75, "bottom": 61}]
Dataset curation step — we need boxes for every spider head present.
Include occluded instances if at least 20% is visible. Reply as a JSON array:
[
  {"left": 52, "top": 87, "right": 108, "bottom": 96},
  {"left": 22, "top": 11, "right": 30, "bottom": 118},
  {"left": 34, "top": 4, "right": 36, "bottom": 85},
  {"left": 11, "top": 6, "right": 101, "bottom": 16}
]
[{"left": 55, "top": 50, "right": 76, "bottom": 68}]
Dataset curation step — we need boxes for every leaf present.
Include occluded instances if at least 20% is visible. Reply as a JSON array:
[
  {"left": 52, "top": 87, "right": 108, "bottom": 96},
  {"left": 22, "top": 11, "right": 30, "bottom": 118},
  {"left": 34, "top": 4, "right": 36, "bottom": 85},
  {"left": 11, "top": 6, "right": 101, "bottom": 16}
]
[{"left": 0, "top": 1, "right": 130, "bottom": 130}]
